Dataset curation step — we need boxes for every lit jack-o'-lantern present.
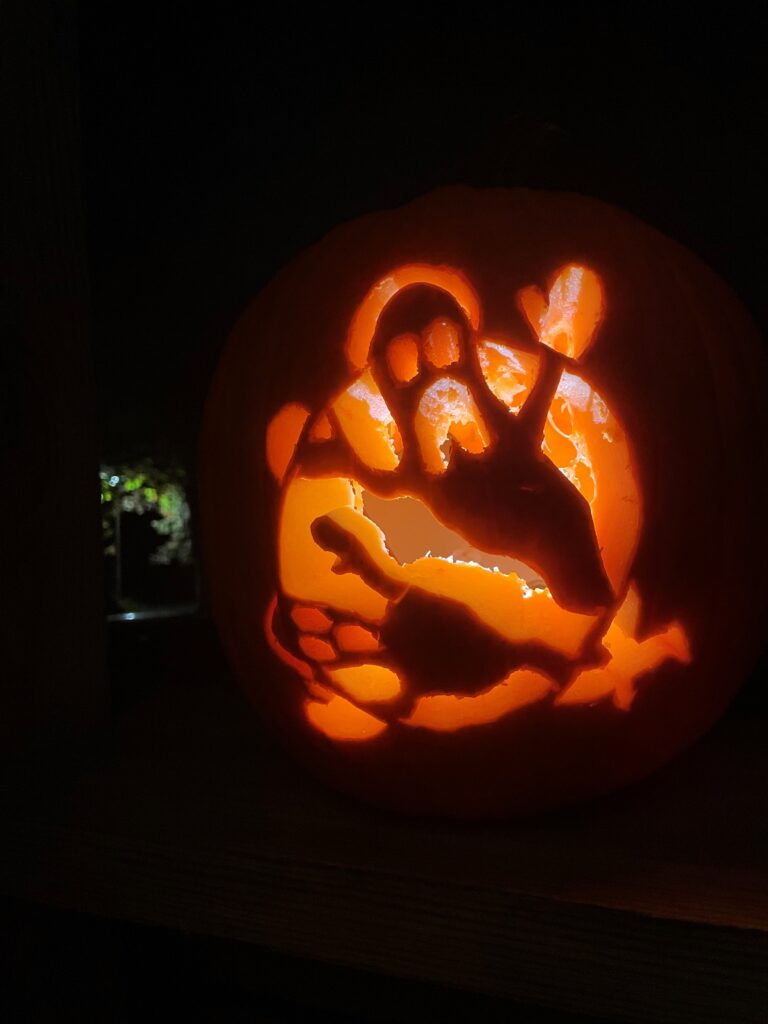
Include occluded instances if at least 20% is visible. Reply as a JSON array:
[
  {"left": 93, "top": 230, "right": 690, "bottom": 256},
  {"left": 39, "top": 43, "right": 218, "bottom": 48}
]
[{"left": 201, "top": 188, "right": 766, "bottom": 817}]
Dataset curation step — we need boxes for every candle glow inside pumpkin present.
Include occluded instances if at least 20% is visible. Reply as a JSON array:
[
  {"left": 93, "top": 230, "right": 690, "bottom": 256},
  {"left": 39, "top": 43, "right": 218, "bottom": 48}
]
[{"left": 264, "top": 263, "right": 691, "bottom": 741}]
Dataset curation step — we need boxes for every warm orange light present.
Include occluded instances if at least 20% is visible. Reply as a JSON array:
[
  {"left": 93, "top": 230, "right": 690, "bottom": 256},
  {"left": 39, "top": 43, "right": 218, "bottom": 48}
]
[
  {"left": 346, "top": 264, "right": 481, "bottom": 371},
  {"left": 331, "top": 369, "right": 402, "bottom": 471},
  {"left": 557, "top": 586, "right": 691, "bottom": 709},
  {"left": 266, "top": 402, "right": 309, "bottom": 482},
  {"left": 386, "top": 333, "right": 420, "bottom": 383},
  {"left": 315, "top": 505, "right": 596, "bottom": 658},
  {"left": 477, "top": 339, "right": 540, "bottom": 413},
  {"left": 308, "top": 412, "right": 334, "bottom": 442},
  {"left": 304, "top": 694, "right": 387, "bottom": 741},
  {"left": 543, "top": 371, "right": 640, "bottom": 592},
  {"left": 278, "top": 476, "right": 389, "bottom": 623},
  {"left": 326, "top": 663, "right": 402, "bottom": 702},
  {"left": 519, "top": 265, "right": 604, "bottom": 360},
  {"left": 266, "top": 262, "right": 689, "bottom": 743},
  {"left": 423, "top": 317, "right": 461, "bottom": 369},
  {"left": 405, "top": 669, "right": 554, "bottom": 730},
  {"left": 517, "top": 285, "right": 548, "bottom": 337},
  {"left": 264, "top": 596, "right": 313, "bottom": 681},
  {"left": 291, "top": 605, "right": 334, "bottom": 633},
  {"left": 475, "top": 340, "right": 641, "bottom": 593},
  {"left": 298, "top": 635, "right": 337, "bottom": 663},
  {"left": 334, "top": 622, "right": 380, "bottom": 653},
  {"left": 414, "top": 377, "right": 491, "bottom": 474}
]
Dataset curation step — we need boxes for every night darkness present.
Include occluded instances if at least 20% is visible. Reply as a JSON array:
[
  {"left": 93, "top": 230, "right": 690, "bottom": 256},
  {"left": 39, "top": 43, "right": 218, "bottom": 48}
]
[
  {"left": 78, "top": 13, "right": 766, "bottom": 471},
  {"left": 3, "top": 7, "right": 767, "bottom": 1022}
]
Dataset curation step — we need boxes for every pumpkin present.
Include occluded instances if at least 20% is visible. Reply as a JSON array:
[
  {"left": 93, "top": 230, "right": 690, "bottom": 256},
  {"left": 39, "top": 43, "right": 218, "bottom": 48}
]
[{"left": 200, "top": 187, "right": 766, "bottom": 817}]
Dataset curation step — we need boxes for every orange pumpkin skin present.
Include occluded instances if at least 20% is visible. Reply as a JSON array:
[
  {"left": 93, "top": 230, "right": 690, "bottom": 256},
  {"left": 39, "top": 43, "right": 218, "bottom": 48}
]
[{"left": 200, "top": 187, "right": 766, "bottom": 818}]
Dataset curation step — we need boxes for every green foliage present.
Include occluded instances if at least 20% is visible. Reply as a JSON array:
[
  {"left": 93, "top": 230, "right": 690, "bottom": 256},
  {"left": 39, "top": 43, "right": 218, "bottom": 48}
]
[{"left": 100, "top": 460, "right": 193, "bottom": 566}]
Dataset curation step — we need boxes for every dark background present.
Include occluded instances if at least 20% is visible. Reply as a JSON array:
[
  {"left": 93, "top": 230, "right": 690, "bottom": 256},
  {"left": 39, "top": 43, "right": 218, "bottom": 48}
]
[
  {"left": 4, "top": 8, "right": 766, "bottom": 1022},
  {"left": 79, "top": 12, "right": 766, "bottom": 474}
]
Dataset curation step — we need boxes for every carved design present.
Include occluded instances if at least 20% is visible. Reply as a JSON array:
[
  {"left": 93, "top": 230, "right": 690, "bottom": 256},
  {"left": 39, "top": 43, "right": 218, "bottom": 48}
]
[{"left": 265, "top": 264, "right": 691, "bottom": 741}]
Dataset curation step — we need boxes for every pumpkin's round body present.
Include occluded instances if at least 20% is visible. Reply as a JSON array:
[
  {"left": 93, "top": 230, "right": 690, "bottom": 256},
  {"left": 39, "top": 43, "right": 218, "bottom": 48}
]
[{"left": 201, "top": 188, "right": 766, "bottom": 817}]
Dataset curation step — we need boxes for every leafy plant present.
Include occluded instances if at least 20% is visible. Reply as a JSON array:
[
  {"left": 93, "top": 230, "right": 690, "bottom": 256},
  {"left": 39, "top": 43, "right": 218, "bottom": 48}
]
[{"left": 100, "top": 460, "right": 193, "bottom": 566}]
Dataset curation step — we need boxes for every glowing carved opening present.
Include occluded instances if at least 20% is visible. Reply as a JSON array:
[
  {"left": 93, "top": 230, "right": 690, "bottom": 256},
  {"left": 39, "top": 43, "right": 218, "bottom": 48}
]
[
  {"left": 557, "top": 586, "right": 691, "bottom": 709},
  {"left": 264, "top": 596, "right": 313, "bottom": 681},
  {"left": 414, "top": 377, "right": 490, "bottom": 474},
  {"left": 266, "top": 402, "right": 309, "bottom": 482},
  {"left": 519, "top": 264, "right": 604, "bottom": 360},
  {"left": 423, "top": 317, "right": 461, "bottom": 368},
  {"left": 542, "top": 371, "right": 640, "bottom": 593},
  {"left": 299, "top": 635, "right": 336, "bottom": 663},
  {"left": 316, "top": 505, "right": 596, "bottom": 659},
  {"left": 477, "top": 340, "right": 540, "bottom": 413},
  {"left": 346, "top": 264, "right": 481, "bottom": 371},
  {"left": 304, "top": 694, "right": 387, "bottom": 741},
  {"left": 362, "top": 491, "right": 545, "bottom": 586},
  {"left": 278, "top": 476, "right": 389, "bottom": 623},
  {"left": 331, "top": 369, "right": 402, "bottom": 471},
  {"left": 326, "top": 663, "right": 402, "bottom": 703},
  {"left": 544, "top": 383, "right": 597, "bottom": 506},
  {"left": 266, "top": 262, "right": 689, "bottom": 742},
  {"left": 386, "top": 333, "right": 420, "bottom": 383},
  {"left": 334, "top": 622, "right": 381, "bottom": 653},
  {"left": 309, "top": 412, "right": 334, "bottom": 442},
  {"left": 466, "top": 343, "right": 641, "bottom": 595},
  {"left": 405, "top": 669, "right": 555, "bottom": 730},
  {"left": 291, "top": 605, "right": 333, "bottom": 633}
]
